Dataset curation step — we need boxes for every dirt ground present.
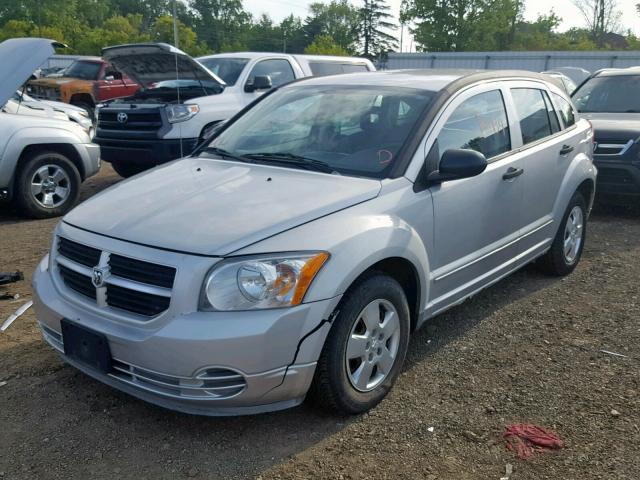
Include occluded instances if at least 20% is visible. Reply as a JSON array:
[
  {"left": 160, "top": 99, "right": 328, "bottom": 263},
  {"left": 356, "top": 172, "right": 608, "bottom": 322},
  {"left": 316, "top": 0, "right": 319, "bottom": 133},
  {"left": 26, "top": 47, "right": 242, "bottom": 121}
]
[{"left": 0, "top": 164, "right": 638, "bottom": 480}]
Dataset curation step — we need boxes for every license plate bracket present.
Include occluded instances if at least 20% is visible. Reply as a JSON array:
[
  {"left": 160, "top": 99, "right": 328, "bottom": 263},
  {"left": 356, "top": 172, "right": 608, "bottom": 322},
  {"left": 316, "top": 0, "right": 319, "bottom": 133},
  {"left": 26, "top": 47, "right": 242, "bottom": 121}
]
[{"left": 61, "top": 319, "right": 112, "bottom": 374}]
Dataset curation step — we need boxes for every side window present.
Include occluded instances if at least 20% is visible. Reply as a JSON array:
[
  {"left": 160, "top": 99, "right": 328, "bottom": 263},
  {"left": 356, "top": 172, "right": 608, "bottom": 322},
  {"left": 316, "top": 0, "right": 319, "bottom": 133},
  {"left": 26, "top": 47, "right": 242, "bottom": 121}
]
[
  {"left": 552, "top": 93, "right": 576, "bottom": 128},
  {"left": 437, "top": 90, "right": 511, "bottom": 160},
  {"left": 248, "top": 59, "right": 295, "bottom": 87},
  {"left": 309, "top": 62, "right": 343, "bottom": 76},
  {"left": 510, "top": 88, "right": 552, "bottom": 144},
  {"left": 542, "top": 91, "right": 560, "bottom": 134},
  {"left": 342, "top": 64, "right": 370, "bottom": 73}
]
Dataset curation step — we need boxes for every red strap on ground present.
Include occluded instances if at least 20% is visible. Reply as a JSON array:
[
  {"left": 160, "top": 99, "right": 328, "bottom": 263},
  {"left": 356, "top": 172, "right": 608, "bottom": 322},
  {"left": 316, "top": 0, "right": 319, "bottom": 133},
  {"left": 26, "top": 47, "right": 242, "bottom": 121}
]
[{"left": 503, "top": 424, "right": 564, "bottom": 459}]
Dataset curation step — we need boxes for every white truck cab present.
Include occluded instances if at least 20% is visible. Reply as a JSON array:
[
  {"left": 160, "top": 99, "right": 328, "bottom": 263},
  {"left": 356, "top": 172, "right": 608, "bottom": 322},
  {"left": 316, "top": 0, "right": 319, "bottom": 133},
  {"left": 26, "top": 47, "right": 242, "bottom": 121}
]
[{"left": 94, "top": 44, "right": 375, "bottom": 177}]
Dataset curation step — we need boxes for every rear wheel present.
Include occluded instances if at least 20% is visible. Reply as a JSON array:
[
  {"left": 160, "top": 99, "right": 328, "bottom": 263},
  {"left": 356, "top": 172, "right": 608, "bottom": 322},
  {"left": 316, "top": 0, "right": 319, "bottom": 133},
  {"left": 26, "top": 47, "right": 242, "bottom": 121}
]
[
  {"left": 110, "top": 160, "right": 147, "bottom": 178},
  {"left": 15, "top": 151, "right": 81, "bottom": 219},
  {"left": 310, "top": 274, "right": 410, "bottom": 414},
  {"left": 538, "top": 192, "right": 587, "bottom": 276}
]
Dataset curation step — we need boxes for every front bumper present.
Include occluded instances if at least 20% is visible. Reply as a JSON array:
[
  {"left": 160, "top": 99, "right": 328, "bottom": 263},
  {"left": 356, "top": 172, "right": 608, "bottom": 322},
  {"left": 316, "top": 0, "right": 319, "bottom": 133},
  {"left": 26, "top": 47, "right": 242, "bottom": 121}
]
[
  {"left": 594, "top": 157, "right": 640, "bottom": 200},
  {"left": 96, "top": 137, "right": 198, "bottom": 166},
  {"left": 32, "top": 227, "right": 340, "bottom": 416}
]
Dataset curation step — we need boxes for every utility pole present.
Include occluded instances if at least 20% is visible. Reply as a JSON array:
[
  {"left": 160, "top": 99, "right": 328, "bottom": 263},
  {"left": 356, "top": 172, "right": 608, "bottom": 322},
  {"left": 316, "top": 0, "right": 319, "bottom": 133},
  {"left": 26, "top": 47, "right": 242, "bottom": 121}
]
[
  {"left": 172, "top": 0, "right": 180, "bottom": 48},
  {"left": 400, "top": 23, "right": 404, "bottom": 53}
]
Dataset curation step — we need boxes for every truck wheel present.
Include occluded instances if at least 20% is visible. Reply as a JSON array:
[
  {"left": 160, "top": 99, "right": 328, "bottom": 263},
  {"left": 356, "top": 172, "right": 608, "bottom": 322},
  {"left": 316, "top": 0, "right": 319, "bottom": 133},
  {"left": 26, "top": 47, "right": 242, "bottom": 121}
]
[
  {"left": 110, "top": 160, "right": 147, "bottom": 178},
  {"left": 537, "top": 192, "right": 587, "bottom": 276},
  {"left": 310, "top": 273, "right": 410, "bottom": 414},
  {"left": 71, "top": 101, "right": 94, "bottom": 119},
  {"left": 15, "top": 151, "right": 81, "bottom": 219}
]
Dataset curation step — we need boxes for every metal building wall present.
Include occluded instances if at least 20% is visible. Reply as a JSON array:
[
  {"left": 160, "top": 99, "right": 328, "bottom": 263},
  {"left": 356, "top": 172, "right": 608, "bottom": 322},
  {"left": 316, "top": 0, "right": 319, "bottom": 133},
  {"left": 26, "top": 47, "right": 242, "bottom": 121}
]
[{"left": 387, "top": 51, "right": 640, "bottom": 72}]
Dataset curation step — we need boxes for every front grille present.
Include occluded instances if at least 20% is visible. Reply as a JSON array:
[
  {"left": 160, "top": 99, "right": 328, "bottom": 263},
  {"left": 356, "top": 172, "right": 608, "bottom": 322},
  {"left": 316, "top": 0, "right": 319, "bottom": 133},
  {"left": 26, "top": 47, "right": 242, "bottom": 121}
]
[
  {"left": 98, "top": 110, "right": 162, "bottom": 131},
  {"left": 109, "top": 254, "right": 175, "bottom": 288},
  {"left": 58, "top": 265, "right": 96, "bottom": 300},
  {"left": 58, "top": 237, "right": 101, "bottom": 267},
  {"left": 106, "top": 284, "right": 170, "bottom": 317},
  {"left": 55, "top": 236, "right": 175, "bottom": 318},
  {"left": 110, "top": 361, "right": 247, "bottom": 400}
]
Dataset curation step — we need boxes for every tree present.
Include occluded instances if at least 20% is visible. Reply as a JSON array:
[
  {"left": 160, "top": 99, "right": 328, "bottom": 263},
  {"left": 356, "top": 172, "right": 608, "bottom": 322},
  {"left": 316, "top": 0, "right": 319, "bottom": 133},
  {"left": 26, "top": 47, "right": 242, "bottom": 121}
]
[
  {"left": 573, "top": 0, "right": 622, "bottom": 47},
  {"left": 188, "top": 0, "right": 250, "bottom": 52},
  {"left": 305, "top": 34, "right": 349, "bottom": 55},
  {"left": 358, "top": 0, "right": 397, "bottom": 58},
  {"left": 304, "top": 1, "right": 360, "bottom": 54},
  {"left": 150, "top": 15, "right": 207, "bottom": 55}
]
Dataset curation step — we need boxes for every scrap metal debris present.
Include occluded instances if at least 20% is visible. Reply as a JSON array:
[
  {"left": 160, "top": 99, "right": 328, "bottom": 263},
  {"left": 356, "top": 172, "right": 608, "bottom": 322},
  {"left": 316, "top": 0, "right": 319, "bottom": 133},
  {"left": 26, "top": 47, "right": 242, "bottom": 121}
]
[
  {"left": 503, "top": 424, "right": 564, "bottom": 459},
  {"left": 1, "top": 300, "right": 33, "bottom": 332},
  {"left": 600, "top": 350, "right": 627, "bottom": 358},
  {"left": 0, "top": 271, "right": 23, "bottom": 285}
]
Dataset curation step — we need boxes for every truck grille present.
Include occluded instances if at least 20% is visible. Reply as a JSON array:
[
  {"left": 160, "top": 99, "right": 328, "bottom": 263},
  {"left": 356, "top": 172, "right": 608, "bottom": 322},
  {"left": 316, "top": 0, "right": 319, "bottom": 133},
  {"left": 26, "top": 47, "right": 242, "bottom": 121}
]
[
  {"left": 98, "top": 110, "right": 163, "bottom": 131},
  {"left": 55, "top": 236, "right": 176, "bottom": 318}
]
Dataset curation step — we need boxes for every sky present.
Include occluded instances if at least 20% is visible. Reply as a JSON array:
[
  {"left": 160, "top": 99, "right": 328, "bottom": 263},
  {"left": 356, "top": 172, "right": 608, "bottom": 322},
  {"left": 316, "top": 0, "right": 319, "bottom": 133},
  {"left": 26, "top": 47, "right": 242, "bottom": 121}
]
[{"left": 242, "top": 0, "right": 640, "bottom": 51}]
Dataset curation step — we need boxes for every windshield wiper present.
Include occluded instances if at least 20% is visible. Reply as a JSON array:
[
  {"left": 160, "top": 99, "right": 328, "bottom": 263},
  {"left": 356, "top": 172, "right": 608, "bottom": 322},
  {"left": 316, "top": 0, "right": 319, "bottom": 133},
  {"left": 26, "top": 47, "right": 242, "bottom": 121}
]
[
  {"left": 201, "top": 147, "right": 253, "bottom": 164},
  {"left": 244, "top": 152, "right": 337, "bottom": 174}
]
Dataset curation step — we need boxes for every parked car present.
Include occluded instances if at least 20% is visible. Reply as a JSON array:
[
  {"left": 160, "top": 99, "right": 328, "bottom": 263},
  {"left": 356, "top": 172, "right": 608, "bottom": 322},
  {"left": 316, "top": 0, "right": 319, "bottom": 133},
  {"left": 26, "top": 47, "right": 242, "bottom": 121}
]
[
  {"left": 552, "top": 66, "right": 591, "bottom": 86},
  {"left": 0, "top": 38, "right": 101, "bottom": 218},
  {"left": 572, "top": 67, "right": 640, "bottom": 204},
  {"left": 34, "top": 69, "right": 595, "bottom": 416},
  {"left": 542, "top": 70, "right": 577, "bottom": 95},
  {"left": 95, "top": 44, "right": 375, "bottom": 177},
  {"left": 27, "top": 57, "right": 138, "bottom": 117},
  {"left": 10, "top": 90, "right": 95, "bottom": 138}
]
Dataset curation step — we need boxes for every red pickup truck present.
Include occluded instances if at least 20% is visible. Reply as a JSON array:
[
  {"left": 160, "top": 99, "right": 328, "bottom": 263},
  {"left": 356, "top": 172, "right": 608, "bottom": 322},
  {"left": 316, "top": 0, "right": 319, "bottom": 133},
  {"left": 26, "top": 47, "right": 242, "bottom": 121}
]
[{"left": 28, "top": 58, "right": 139, "bottom": 116}]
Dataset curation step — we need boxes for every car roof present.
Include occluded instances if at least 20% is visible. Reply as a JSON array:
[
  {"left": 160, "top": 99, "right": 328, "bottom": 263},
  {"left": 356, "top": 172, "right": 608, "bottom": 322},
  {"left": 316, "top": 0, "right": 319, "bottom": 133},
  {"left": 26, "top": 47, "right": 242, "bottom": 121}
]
[
  {"left": 197, "top": 52, "right": 372, "bottom": 64},
  {"left": 594, "top": 66, "right": 640, "bottom": 77},
  {"left": 286, "top": 69, "right": 555, "bottom": 92}
]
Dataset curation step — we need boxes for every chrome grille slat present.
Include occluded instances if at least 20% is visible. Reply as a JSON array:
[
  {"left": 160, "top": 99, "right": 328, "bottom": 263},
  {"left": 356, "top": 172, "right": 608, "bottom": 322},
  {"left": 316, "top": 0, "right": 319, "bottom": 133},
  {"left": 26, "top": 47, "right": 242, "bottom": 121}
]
[{"left": 55, "top": 236, "right": 174, "bottom": 318}]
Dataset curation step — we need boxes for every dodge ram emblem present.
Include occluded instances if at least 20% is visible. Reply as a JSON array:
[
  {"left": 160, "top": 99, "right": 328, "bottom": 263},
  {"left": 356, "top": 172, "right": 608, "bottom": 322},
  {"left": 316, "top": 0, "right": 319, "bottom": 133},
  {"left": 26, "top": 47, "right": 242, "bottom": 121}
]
[
  {"left": 92, "top": 266, "right": 109, "bottom": 288},
  {"left": 117, "top": 112, "right": 128, "bottom": 124}
]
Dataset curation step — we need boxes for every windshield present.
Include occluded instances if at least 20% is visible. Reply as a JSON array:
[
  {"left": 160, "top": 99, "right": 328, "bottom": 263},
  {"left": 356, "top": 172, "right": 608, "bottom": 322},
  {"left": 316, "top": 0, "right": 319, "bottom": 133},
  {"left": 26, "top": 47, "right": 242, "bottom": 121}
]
[
  {"left": 572, "top": 75, "right": 640, "bottom": 113},
  {"left": 202, "top": 85, "right": 435, "bottom": 179},
  {"left": 64, "top": 61, "right": 102, "bottom": 80},
  {"left": 198, "top": 57, "right": 249, "bottom": 86}
]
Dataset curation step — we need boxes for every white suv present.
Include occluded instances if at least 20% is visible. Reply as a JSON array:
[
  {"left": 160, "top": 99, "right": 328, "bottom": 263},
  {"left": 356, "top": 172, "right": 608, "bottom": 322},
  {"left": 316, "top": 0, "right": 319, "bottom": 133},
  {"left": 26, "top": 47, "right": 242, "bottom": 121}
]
[
  {"left": 0, "top": 38, "right": 100, "bottom": 218},
  {"left": 94, "top": 44, "right": 374, "bottom": 177}
]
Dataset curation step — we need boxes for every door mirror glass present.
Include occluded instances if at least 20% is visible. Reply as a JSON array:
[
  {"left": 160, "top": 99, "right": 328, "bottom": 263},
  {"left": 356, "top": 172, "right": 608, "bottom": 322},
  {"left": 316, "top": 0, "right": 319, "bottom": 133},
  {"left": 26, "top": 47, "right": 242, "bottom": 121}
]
[
  {"left": 245, "top": 75, "right": 272, "bottom": 93},
  {"left": 428, "top": 149, "right": 487, "bottom": 183}
]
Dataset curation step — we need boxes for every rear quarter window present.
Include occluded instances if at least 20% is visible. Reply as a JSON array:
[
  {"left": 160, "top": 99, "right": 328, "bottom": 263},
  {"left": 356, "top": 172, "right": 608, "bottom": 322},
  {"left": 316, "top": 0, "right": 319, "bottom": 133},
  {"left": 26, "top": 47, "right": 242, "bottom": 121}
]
[
  {"left": 552, "top": 93, "right": 576, "bottom": 128},
  {"left": 309, "top": 62, "right": 370, "bottom": 77}
]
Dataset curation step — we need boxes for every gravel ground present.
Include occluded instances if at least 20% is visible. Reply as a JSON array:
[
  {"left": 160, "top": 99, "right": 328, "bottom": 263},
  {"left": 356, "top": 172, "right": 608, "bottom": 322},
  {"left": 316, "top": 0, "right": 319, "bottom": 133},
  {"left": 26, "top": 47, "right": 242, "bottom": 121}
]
[{"left": 0, "top": 165, "right": 638, "bottom": 480}]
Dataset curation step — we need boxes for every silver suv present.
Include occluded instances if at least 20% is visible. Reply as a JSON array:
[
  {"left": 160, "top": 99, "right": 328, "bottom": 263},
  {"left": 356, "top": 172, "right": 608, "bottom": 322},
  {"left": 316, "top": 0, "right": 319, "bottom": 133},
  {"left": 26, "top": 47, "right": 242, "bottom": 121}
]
[{"left": 33, "top": 70, "right": 596, "bottom": 415}]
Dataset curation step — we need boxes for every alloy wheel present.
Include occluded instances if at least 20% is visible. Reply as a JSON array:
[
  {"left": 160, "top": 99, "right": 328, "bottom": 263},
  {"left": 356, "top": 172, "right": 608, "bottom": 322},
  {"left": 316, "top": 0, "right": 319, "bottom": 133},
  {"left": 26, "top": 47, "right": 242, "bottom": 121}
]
[{"left": 30, "top": 164, "right": 71, "bottom": 209}]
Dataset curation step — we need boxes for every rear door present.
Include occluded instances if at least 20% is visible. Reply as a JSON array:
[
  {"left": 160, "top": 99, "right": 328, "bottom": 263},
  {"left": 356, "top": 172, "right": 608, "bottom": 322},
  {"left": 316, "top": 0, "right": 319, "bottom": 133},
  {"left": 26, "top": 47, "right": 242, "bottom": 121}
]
[
  {"left": 428, "top": 83, "right": 524, "bottom": 307},
  {"left": 506, "top": 82, "right": 577, "bottom": 251}
]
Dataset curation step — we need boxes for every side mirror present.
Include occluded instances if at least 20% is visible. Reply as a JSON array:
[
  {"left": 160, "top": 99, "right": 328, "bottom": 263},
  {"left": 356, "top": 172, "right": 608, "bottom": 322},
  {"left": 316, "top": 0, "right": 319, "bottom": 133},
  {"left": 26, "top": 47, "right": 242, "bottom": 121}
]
[
  {"left": 105, "top": 75, "right": 115, "bottom": 81},
  {"left": 245, "top": 75, "right": 272, "bottom": 93},
  {"left": 428, "top": 149, "right": 487, "bottom": 184}
]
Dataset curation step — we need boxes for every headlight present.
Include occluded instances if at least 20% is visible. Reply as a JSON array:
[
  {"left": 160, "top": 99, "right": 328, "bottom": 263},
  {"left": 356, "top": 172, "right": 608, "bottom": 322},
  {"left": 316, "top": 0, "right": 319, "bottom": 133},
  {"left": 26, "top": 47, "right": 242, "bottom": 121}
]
[
  {"left": 200, "top": 252, "right": 329, "bottom": 311},
  {"left": 166, "top": 104, "right": 199, "bottom": 123}
]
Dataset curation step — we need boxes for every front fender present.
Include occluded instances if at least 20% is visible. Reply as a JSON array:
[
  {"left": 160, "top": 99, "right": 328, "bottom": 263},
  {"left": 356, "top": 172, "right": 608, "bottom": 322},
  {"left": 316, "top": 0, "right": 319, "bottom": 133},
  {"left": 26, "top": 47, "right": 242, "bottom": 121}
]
[{"left": 0, "top": 126, "right": 89, "bottom": 188}]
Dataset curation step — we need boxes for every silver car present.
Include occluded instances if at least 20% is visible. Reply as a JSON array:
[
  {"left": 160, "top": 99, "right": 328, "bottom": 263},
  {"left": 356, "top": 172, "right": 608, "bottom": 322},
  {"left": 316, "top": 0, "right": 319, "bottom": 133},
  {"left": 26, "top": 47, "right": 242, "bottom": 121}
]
[{"left": 33, "top": 70, "right": 596, "bottom": 415}]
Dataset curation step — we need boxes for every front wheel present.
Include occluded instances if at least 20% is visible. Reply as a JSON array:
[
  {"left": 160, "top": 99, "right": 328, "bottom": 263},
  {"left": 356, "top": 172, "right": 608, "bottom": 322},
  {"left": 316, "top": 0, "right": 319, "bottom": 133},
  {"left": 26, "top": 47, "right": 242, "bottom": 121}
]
[
  {"left": 538, "top": 191, "right": 587, "bottom": 276},
  {"left": 15, "top": 151, "right": 81, "bottom": 219},
  {"left": 310, "top": 274, "right": 410, "bottom": 414}
]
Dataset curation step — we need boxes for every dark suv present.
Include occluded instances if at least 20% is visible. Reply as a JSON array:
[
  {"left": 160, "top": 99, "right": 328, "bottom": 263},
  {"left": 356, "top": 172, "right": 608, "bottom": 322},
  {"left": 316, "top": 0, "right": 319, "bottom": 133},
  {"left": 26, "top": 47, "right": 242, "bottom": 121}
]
[{"left": 572, "top": 68, "right": 640, "bottom": 204}]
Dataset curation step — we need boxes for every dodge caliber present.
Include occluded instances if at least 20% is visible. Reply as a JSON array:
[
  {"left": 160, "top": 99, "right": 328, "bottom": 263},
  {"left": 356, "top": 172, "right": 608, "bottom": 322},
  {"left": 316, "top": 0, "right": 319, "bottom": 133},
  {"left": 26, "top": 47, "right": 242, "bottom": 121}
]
[{"left": 33, "top": 70, "right": 597, "bottom": 415}]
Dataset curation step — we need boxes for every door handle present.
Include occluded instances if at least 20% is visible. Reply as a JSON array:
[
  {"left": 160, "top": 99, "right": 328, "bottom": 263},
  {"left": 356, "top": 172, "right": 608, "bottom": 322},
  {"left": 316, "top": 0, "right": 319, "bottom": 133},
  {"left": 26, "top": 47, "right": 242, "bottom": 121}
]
[
  {"left": 560, "top": 144, "right": 574, "bottom": 155},
  {"left": 502, "top": 167, "right": 524, "bottom": 180}
]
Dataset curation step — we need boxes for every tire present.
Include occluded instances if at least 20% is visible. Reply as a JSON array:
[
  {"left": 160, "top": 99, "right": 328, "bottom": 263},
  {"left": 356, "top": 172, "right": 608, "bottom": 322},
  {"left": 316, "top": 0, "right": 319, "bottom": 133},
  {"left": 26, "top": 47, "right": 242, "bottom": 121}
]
[
  {"left": 110, "top": 160, "right": 147, "bottom": 178},
  {"left": 538, "top": 191, "right": 587, "bottom": 276},
  {"left": 310, "top": 273, "right": 411, "bottom": 414},
  {"left": 15, "top": 151, "right": 81, "bottom": 219},
  {"left": 71, "top": 101, "right": 94, "bottom": 120}
]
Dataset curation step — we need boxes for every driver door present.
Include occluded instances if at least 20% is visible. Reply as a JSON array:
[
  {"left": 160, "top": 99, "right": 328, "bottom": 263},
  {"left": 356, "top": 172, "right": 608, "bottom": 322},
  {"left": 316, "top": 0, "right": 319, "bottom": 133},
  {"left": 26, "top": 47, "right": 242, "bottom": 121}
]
[{"left": 427, "top": 84, "right": 524, "bottom": 309}]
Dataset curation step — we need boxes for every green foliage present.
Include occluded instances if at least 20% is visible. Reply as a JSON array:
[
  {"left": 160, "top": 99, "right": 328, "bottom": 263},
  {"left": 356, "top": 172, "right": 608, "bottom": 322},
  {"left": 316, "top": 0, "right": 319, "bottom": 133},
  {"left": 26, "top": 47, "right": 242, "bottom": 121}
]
[
  {"left": 304, "top": 34, "right": 349, "bottom": 55},
  {"left": 358, "top": 0, "right": 397, "bottom": 58},
  {"left": 304, "top": 1, "right": 360, "bottom": 54}
]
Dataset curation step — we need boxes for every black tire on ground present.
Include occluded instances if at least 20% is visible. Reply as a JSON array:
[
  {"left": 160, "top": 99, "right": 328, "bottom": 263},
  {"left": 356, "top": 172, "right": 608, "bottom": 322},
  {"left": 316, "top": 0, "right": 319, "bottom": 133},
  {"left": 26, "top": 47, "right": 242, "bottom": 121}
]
[
  {"left": 15, "top": 151, "right": 81, "bottom": 219},
  {"left": 71, "top": 101, "right": 94, "bottom": 119},
  {"left": 309, "top": 273, "right": 411, "bottom": 415},
  {"left": 110, "top": 160, "right": 148, "bottom": 178},
  {"left": 537, "top": 191, "right": 588, "bottom": 276}
]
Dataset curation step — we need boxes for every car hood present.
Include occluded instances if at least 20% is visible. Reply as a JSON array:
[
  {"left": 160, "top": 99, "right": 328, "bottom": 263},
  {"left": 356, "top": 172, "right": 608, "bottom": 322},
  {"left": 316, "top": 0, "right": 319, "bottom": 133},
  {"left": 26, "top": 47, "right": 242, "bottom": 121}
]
[
  {"left": 582, "top": 113, "right": 640, "bottom": 142},
  {"left": 0, "top": 38, "right": 64, "bottom": 106},
  {"left": 102, "top": 43, "right": 225, "bottom": 90},
  {"left": 63, "top": 158, "right": 381, "bottom": 256}
]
